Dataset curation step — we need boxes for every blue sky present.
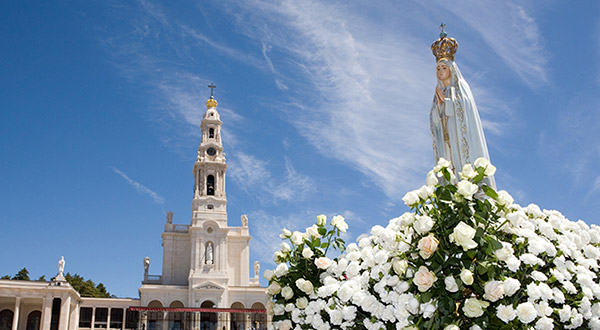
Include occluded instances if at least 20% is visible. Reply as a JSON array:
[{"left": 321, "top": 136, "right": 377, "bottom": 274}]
[{"left": 1, "top": 1, "right": 599, "bottom": 298}]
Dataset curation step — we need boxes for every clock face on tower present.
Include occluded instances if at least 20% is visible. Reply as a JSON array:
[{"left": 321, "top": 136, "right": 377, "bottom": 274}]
[{"left": 206, "top": 147, "right": 216, "bottom": 156}]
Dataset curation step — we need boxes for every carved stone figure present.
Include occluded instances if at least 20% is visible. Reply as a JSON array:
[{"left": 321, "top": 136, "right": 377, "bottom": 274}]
[
  {"left": 166, "top": 211, "right": 173, "bottom": 224},
  {"left": 144, "top": 257, "right": 150, "bottom": 273},
  {"left": 430, "top": 26, "right": 496, "bottom": 189},
  {"left": 58, "top": 256, "right": 65, "bottom": 277},
  {"left": 206, "top": 242, "right": 214, "bottom": 264},
  {"left": 241, "top": 214, "right": 248, "bottom": 227},
  {"left": 253, "top": 261, "right": 260, "bottom": 278}
]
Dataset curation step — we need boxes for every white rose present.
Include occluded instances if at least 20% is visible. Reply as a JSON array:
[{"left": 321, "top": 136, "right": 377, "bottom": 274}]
[
  {"left": 266, "top": 282, "right": 281, "bottom": 295},
  {"left": 444, "top": 276, "right": 459, "bottom": 293},
  {"left": 295, "top": 278, "right": 314, "bottom": 294},
  {"left": 413, "top": 266, "right": 437, "bottom": 292},
  {"left": 420, "top": 302, "right": 436, "bottom": 319},
  {"left": 414, "top": 215, "right": 435, "bottom": 234},
  {"left": 460, "top": 164, "right": 477, "bottom": 180},
  {"left": 402, "top": 190, "right": 420, "bottom": 206},
  {"left": 503, "top": 278, "right": 520, "bottom": 297},
  {"left": 263, "top": 269, "right": 274, "bottom": 281},
  {"left": 400, "top": 212, "right": 416, "bottom": 227},
  {"left": 460, "top": 269, "right": 474, "bottom": 286},
  {"left": 315, "top": 257, "right": 332, "bottom": 270},
  {"left": 484, "top": 164, "right": 496, "bottom": 176},
  {"left": 281, "top": 286, "right": 294, "bottom": 300},
  {"left": 274, "top": 263, "right": 288, "bottom": 277},
  {"left": 506, "top": 256, "right": 521, "bottom": 272},
  {"left": 302, "top": 247, "right": 314, "bottom": 258},
  {"left": 426, "top": 170, "right": 439, "bottom": 186},
  {"left": 418, "top": 185, "right": 434, "bottom": 200},
  {"left": 280, "top": 228, "right": 291, "bottom": 238},
  {"left": 444, "top": 325, "right": 459, "bottom": 330},
  {"left": 331, "top": 215, "right": 348, "bottom": 233},
  {"left": 436, "top": 157, "right": 451, "bottom": 170},
  {"left": 463, "top": 298, "right": 489, "bottom": 318},
  {"left": 535, "top": 317, "right": 553, "bottom": 330},
  {"left": 290, "top": 231, "right": 305, "bottom": 245},
  {"left": 494, "top": 242, "right": 514, "bottom": 261},
  {"left": 273, "top": 303, "right": 285, "bottom": 315},
  {"left": 496, "top": 304, "right": 516, "bottom": 323},
  {"left": 418, "top": 234, "right": 439, "bottom": 259},
  {"left": 495, "top": 190, "right": 514, "bottom": 207},
  {"left": 483, "top": 281, "right": 505, "bottom": 302},
  {"left": 457, "top": 180, "right": 479, "bottom": 200},
  {"left": 392, "top": 259, "right": 408, "bottom": 276},
  {"left": 316, "top": 214, "right": 327, "bottom": 226},
  {"left": 280, "top": 242, "right": 291, "bottom": 252},
  {"left": 306, "top": 224, "right": 321, "bottom": 238},
  {"left": 276, "top": 320, "right": 292, "bottom": 330},
  {"left": 450, "top": 222, "right": 478, "bottom": 250},
  {"left": 474, "top": 157, "right": 490, "bottom": 171},
  {"left": 274, "top": 251, "right": 286, "bottom": 263},
  {"left": 296, "top": 297, "right": 308, "bottom": 309},
  {"left": 516, "top": 302, "right": 537, "bottom": 324}
]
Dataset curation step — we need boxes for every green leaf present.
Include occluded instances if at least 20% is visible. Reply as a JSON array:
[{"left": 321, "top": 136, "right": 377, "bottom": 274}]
[
  {"left": 421, "top": 292, "right": 432, "bottom": 302},
  {"left": 313, "top": 238, "right": 321, "bottom": 247},
  {"left": 318, "top": 227, "right": 327, "bottom": 236},
  {"left": 482, "top": 185, "right": 498, "bottom": 199}
]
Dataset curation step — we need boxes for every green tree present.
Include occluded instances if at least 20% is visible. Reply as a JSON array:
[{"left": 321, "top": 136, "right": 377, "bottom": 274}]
[
  {"left": 64, "top": 273, "right": 112, "bottom": 298},
  {"left": 2, "top": 267, "right": 113, "bottom": 298},
  {"left": 12, "top": 268, "right": 30, "bottom": 281}
]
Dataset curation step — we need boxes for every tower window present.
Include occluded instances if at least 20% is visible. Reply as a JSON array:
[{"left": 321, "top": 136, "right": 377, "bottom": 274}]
[
  {"left": 207, "top": 175, "right": 215, "bottom": 196},
  {"left": 209, "top": 128, "right": 215, "bottom": 139}
]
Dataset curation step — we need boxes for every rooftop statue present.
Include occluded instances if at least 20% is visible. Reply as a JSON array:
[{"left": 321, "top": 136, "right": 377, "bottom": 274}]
[{"left": 430, "top": 24, "right": 496, "bottom": 189}]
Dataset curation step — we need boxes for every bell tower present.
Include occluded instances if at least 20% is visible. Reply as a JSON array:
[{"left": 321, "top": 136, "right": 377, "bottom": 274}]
[{"left": 191, "top": 85, "right": 228, "bottom": 227}]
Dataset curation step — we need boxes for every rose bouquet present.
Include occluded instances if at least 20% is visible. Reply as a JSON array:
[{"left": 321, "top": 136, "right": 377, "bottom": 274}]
[{"left": 266, "top": 158, "right": 600, "bottom": 329}]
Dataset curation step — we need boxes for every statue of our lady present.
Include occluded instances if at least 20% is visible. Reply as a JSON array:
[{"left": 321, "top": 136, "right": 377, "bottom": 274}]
[{"left": 430, "top": 27, "right": 496, "bottom": 189}]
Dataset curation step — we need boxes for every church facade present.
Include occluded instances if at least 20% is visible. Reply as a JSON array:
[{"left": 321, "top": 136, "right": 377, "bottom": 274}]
[{"left": 0, "top": 95, "right": 269, "bottom": 330}]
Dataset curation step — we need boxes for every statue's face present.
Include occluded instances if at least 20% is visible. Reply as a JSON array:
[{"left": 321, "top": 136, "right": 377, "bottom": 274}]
[{"left": 436, "top": 62, "right": 451, "bottom": 81}]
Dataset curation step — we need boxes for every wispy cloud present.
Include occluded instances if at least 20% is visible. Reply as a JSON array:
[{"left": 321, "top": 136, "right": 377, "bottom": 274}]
[
  {"left": 228, "top": 153, "right": 314, "bottom": 203},
  {"left": 111, "top": 167, "right": 164, "bottom": 204},
  {"left": 434, "top": 1, "right": 547, "bottom": 87},
  {"left": 228, "top": 0, "right": 544, "bottom": 200}
]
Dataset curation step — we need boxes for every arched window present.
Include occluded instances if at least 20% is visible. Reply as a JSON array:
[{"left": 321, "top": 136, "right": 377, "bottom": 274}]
[
  {"left": 230, "top": 303, "right": 244, "bottom": 330},
  {"left": 199, "top": 301, "right": 217, "bottom": 329},
  {"left": 250, "top": 303, "right": 267, "bottom": 330},
  {"left": 27, "top": 311, "right": 41, "bottom": 330},
  {"left": 208, "top": 128, "right": 215, "bottom": 139},
  {"left": 146, "top": 301, "right": 163, "bottom": 330},
  {"left": 206, "top": 175, "right": 215, "bottom": 196},
  {"left": 0, "top": 310, "right": 14, "bottom": 330},
  {"left": 205, "top": 242, "right": 214, "bottom": 265}
]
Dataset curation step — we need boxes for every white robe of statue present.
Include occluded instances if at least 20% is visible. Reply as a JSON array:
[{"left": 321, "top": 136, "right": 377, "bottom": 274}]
[{"left": 430, "top": 59, "right": 496, "bottom": 189}]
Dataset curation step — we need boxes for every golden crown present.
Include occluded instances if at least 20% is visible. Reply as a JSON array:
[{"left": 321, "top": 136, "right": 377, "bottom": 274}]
[
  {"left": 431, "top": 25, "right": 458, "bottom": 62},
  {"left": 206, "top": 96, "right": 218, "bottom": 108}
]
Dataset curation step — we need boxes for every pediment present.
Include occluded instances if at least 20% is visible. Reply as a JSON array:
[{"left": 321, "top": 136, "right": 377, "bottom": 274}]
[{"left": 194, "top": 281, "right": 225, "bottom": 291}]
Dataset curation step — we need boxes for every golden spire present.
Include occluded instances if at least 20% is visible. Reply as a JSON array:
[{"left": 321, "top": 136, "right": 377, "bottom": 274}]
[
  {"left": 431, "top": 23, "right": 458, "bottom": 62},
  {"left": 206, "top": 83, "right": 218, "bottom": 108}
]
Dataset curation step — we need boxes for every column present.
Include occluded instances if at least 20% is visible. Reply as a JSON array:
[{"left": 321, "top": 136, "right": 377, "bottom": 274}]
[
  {"left": 41, "top": 295, "right": 52, "bottom": 330},
  {"left": 68, "top": 303, "right": 79, "bottom": 330},
  {"left": 11, "top": 297, "right": 21, "bottom": 330},
  {"left": 90, "top": 308, "right": 96, "bottom": 330},
  {"left": 106, "top": 309, "right": 111, "bottom": 330},
  {"left": 121, "top": 309, "right": 126, "bottom": 330},
  {"left": 58, "top": 295, "right": 71, "bottom": 330},
  {"left": 164, "top": 312, "right": 170, "bottom": 330}
]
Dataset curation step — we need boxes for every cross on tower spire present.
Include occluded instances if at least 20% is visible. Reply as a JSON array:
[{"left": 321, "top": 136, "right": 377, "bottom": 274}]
[
  {"left": 208, "top": 83, "right": 216, "bottom": 97},
  {"left": 439, "top": 23, "right": 447, "bottom": 38}
]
